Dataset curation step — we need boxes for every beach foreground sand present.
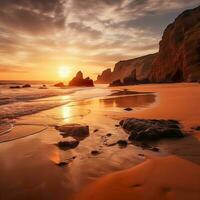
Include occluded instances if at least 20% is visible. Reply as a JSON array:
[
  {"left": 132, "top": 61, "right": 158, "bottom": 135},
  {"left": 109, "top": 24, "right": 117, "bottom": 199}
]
[
  {"left": 0, "top": 83, "right": 199, "bottom": 200},
  {"left": 75, "top": 156, "right": 200, "bottom": 200},
  {"left": 74, "top": 83, "right": 200, "bottom": 200}
]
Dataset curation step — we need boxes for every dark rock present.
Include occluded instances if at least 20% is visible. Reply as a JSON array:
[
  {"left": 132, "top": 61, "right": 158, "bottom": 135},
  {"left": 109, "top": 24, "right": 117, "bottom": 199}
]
[
  {"left": 68, "top": 71, "right": 94, "bottom": 87},
  {"left": 120, "top": 118, "right": 184, "bottom": 141},
  {"left": 93, "top": 129, "right": 98, "bottom": 133},
  {"left": 57, "top": 140, "right": 79, "bottom": 150},
  {"left": 91, "top": 150, "right": 100, "bottom": 156},
  {"left": 124, "top": 107, "right": 133, "bottom": 111},
  {"left": 151, "top": 147, "right": 160, "bottom": 152},
  {"left": 54, "top": 82, "right": 65, "bottom": 87},
  {"left": 110, "top": 79, "right": 123, "bottom": 86},
  {"left": 110, "top": 90, "right": 151, "bottom": 96},
  {"left": 192, "top": 126, "right": 200, "bottom": 131},
  {"left": 22, "top": 84, "right": 31, "bottom": 88},
  {"left": 56, "top": 162, "right": 68, "bottom": 167},
  {"left": 39, "top": 84, "right": 47, "bottom": 89},
  {"left": 106, "top": 133, "right": 112, "bottom": 137},
  {"left": 115, "top": 124, "right": 120, "bottom": 127},
  {"left": 55, "top": 123, "right": 89, "bottom": 140},
  {"left": 117, "top": 140, "right": 128, "bottom": 148},
  {"left": 138, "top": 153, "right": 145, "bottom": 157},
  {"left": 10, "top": 86, "right": 21, "bottom": 89},
  {"left": 133, "top": 142, "right": 160, "bottom": 152}
]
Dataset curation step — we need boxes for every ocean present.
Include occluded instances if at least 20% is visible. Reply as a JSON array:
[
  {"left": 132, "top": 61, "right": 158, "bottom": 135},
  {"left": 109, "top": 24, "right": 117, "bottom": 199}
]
[{"left": 0, "top": 80, "right": 110, "bottom": 120}]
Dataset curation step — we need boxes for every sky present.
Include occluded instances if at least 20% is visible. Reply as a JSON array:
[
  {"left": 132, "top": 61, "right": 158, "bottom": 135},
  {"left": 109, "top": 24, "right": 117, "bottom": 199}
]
[{"left": 0, "top": 0, "right": 199, "bottom": 81}]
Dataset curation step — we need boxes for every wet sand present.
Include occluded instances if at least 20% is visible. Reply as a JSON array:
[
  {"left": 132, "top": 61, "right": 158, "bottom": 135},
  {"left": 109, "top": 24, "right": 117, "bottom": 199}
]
[
  {"left": 76, "top": 156, "right": 200, "bottom": 200},
  {"left": 0, "top": 83, "right": 199, "bottom": 200}
]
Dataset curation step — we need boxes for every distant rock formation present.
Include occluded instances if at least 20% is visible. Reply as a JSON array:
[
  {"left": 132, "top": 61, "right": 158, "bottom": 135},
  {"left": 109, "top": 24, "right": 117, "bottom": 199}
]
[
  {"left": 109, "top": 54, "right": 157, "bottom": 86},
  {"left": 10, "top": 84, "right": 31, "bottom": 89},
  {"left": 95, "top": 68, "right": 112, "bottom": 84},
  {"left": 54, "top": 82, "right": 65, "bottom": 87},
  {"left": 68, "top": 71, "right": 94, "bottom": 87},
  {"left": 96, "top": 5, "right": 200, "bottom": 85}
]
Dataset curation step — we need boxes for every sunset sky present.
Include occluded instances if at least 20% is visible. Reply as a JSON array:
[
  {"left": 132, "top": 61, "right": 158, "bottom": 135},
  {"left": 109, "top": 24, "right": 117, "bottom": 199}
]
[{"left": 0, "top": 0, "right": 199, "bottom": 81}]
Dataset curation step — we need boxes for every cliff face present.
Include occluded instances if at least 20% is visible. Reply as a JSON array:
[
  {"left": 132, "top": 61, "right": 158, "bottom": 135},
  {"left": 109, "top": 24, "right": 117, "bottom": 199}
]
[
  {"left": 150, "top": 6, "right": 200, "bottom": 82},
  {"left": 95, "top": 68, "right": 112, "bottom": 84},
  {"left": 112, "top": 53, "right": 157, "bottom": 82},
  {"left": 95, "top": 54, "right": 157, "bottom": 84},
  {"left": 96, "top": 6, "right": 200, "bottom": 84}
]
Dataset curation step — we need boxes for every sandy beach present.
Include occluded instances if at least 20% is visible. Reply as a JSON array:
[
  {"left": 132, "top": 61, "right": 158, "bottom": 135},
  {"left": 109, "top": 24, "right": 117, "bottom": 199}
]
[{"left": 0, "top": 83, "right": 200, "bottom": 200}]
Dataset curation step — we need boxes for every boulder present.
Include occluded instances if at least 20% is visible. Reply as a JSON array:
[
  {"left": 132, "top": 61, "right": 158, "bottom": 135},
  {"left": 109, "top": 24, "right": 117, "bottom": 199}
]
[
  {"left": 120, "top": 118, "right": 184, "bottom": 141},
  {"left": 91, "top": 150, "right": 101, "bottom": 156},
  {"left": 57, "top": 139, "right": 79, "bottom": 150},
  {"left": 117, "top": 140, "right": 128, "bottom": 148},
  {"left": 10, "top": 86, "right": 21, "bottom": 89},
  {"left": 55, "top": 123, "right": 89, "bottom": 140},
  {"left": 22, "top": 84, "right": 31, "bottom": 88}
]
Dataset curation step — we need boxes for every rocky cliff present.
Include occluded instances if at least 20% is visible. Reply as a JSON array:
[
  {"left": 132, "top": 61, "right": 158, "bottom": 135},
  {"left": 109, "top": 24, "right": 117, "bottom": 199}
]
[
  {"left": 150, "top": 5, "right": 200, "bottom": 82},
  {"left": 96, "top": 54, "right": 157, "bottom": 84},
  {"left": 95, "top": 68, "right": 112, "bottom": 84},
  {"left": 96, "top": 5, "right": 200, "bottom": 85},
  {"left": 112, "top": 53, "right": 157, "bottom": 83}
]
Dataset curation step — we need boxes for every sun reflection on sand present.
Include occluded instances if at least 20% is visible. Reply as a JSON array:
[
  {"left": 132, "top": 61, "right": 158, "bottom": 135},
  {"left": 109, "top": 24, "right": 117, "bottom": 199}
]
[
  {"left": 62, "top": 105, "right": 72, "bottom": 119},
  {"left": 49, "top": 149, "right": 61, "bottom": 164},
  {"left": 61, "top": 95, "right": 71, "bottom": 101}
]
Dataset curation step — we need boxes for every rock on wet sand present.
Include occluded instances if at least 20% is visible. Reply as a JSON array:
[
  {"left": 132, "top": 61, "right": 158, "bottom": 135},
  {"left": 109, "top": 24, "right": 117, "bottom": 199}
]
[
  {"left": 55, "top": 123, "right": 89, "bottom": 139},
  {"left": 91, "top": 150, "right": 101, "bottom": 156},
  {"left": 120, "top": 118, "right": 184, "bottom": 141},
  {"left": 124, "top": 107, "right": 133, "bottom": 111},
  {"left": 57, "top": 139, "right": 79, "bottom": 150},
  {"left": 117, "top": 140, "right": 128, "bottom": 148}
]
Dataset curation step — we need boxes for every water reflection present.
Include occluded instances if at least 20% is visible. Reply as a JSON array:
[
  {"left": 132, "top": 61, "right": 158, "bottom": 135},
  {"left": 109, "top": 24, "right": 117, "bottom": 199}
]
[
  {"left": 99, "top": 94, "right": 155, "bottom": 108},
  {"left": 62, "top": 105, "right": 72, "bottom": 119}
]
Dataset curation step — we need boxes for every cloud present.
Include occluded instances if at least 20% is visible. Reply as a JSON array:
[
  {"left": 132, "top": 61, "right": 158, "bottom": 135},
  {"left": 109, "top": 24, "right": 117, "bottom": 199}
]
[
  {"left": 0, "top": 0, "right": 66, "bottom": 35},
  {"left": 68, "top": 22, "right": 102, "bottom": 39},
  {"left": 0, "top": 0, "right": 199, "bottom": 79},
  {"left": 0, "top": 64, "right": 28, "bottom": 73}
]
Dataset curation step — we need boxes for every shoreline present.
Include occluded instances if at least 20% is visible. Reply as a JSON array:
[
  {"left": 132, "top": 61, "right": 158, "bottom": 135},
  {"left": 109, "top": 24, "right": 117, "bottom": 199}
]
[{"left": 0, "top": 83, "right": 199, "bottom": 199}]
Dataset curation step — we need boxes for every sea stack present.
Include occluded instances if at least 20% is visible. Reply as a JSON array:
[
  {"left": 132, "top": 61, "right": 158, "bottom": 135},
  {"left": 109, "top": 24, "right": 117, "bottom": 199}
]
[{"left": 68, "top": 71, "right": 94, "bottom": 87}]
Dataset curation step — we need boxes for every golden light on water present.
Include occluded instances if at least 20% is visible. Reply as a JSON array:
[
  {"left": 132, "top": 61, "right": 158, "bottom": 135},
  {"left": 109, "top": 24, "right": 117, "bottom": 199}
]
[{"left": 62, "top": 106, "right": 72, "bottom": 119}]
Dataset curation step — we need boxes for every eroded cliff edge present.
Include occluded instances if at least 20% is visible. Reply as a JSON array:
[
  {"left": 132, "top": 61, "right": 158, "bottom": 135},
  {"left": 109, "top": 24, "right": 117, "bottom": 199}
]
[{"left": 96, "top": 6, "right": 200, "bottom": 85}]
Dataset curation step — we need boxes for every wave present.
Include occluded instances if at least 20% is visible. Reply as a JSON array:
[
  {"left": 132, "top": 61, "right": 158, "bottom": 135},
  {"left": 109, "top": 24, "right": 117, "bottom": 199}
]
[{"left": 0, "top": 86, "right": 112, "bottom": 120}]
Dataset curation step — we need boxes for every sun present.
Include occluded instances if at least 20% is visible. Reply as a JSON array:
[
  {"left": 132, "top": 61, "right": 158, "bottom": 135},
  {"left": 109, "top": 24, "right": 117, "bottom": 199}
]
[{"left": 58, "top": 66, "right": 71, "bottom": 79}]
